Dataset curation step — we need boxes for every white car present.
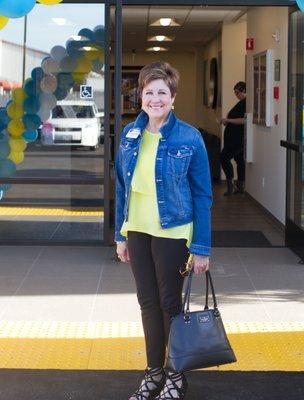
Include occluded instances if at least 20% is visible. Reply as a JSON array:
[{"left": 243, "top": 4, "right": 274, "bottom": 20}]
[{"left": 41, "top": 100, "right": 104, "bottom": 150}]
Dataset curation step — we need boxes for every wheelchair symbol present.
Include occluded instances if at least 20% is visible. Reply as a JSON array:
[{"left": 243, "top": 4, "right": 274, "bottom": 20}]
[{"left": 80, "top": 85, "right": 93, "bottom": 99}]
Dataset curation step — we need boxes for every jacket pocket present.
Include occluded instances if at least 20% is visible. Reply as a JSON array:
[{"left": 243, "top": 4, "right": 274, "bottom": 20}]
[{"left": 167, "top": 147, "right": 193, "bottom": 177}]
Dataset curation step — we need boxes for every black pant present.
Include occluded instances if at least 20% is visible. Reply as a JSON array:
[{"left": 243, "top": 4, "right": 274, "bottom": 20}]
[
  {"left": 220, "top": 146, "right": 245, "bottom": 181},
  {"left": 128, "top": 231, "right": 189, "bottom": 368}
]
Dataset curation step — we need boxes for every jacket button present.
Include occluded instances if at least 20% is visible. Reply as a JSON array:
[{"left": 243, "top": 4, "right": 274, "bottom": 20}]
[
  {"left": 134, "top": 152, "right": 137, "bottom": 156},
  {"left": 127, "top": 172, "right": 131, "bottom": 176}
]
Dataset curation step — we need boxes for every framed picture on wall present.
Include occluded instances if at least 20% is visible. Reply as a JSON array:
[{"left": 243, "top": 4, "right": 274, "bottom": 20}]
[
  {"left": 111, "top": 67, "right": 142, "bottom": 115},
  {"left": 203, "top": 59, "right": 209, "bottom": 106},
  {"left": 252, "top": 50, "right": 273, "bottom": 127}
]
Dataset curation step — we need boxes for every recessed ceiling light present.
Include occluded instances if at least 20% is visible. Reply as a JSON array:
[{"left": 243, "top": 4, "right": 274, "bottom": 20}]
[
  {"left": 160, "top": 18, "right": 172, "bottom": 26},
  {"left": 146, "top": 46, "right": 168, "bottom": 52},
  {"left": 148, "top": 35, "right": 173, "bottom": 42},
  {"left": 149, "top": 18, "right": 180, "bottom": 27}
]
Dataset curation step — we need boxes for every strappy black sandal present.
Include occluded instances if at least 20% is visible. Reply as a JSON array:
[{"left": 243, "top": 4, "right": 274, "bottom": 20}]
[
  {"left": 155, "top": 372, "right": 188, "bottom": 399},
  {"left": 129, "top": 367, "right": 165, "bottom": 400}
]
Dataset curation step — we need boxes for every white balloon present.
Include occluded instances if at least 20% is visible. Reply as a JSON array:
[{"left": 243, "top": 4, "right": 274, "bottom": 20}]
[
  {"left": 59, "top": 56, "right": 78, "bottom": 73},
  {"left": 39, "top": 92, "right": 57, "bottom": 109},
  {"left": 41, "top": 57, "right": 60, "bottom": 75},
  {"left": 40, "top": 75, "right": 57, "bottom": 94},
  {"left": 37, "top": 107, "right": 52, "bottom": 122},
  {"left": 50, "top": 46, "right": 67, "bottom": 63}
]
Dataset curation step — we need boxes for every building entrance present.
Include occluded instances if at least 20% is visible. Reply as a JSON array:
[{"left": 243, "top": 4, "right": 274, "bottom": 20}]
[{"left": 109, "top": 1, "right": 302, "bottom": 254}]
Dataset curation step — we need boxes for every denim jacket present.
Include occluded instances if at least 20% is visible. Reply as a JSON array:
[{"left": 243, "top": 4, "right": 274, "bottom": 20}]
[{"left": 115, "top": 111, "right": 212, "bottom": 256}]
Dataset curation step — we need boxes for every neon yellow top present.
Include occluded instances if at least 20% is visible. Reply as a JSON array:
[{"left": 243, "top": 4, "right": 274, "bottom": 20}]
[{"left": 120, "top": 129, "right": 193, "bottom": 246}]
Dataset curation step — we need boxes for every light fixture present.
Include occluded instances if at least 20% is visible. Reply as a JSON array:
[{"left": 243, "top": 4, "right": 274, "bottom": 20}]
[
  {"left": 149, "top": 18, "right": 180, "bottom": 27},
  {"left": 160, "top": 18, "right": 172, "bottom": 26},
  {"left": 148, "top": 35, "right": 174, "bottom": 42},
  {"left": 146, "top": 46, "right": 168, "bottom": 52}
]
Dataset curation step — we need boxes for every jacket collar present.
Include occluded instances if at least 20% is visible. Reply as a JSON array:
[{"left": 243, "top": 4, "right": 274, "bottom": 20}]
[{"left": 132, "top": 110, "right": 177, "bottom": 139}]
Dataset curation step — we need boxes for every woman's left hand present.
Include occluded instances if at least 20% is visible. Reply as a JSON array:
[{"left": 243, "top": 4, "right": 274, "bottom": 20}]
[{"left": 192, "top": 255, "right": 210, "bottom": 274}]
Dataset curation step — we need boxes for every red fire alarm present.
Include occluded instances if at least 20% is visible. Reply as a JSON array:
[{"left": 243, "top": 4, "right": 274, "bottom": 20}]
[
  {"left": 274, "top": 86, "right": 280, "bottom": 99},
  {"left": 246, "top": 38, "right": 254, "bottom": 50}
]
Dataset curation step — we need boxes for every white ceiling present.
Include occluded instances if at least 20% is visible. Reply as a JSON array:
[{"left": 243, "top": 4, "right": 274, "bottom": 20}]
[{"left": 111, "top": 6, "right": 248, "bottom": 52}]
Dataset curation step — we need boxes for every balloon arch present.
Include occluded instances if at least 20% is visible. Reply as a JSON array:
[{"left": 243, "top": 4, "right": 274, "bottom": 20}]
[{"left": 0, "top": 24, "right": 105, "bottom": 199}]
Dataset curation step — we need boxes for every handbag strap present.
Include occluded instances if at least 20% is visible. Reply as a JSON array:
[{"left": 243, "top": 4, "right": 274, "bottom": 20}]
[{"left": 182, "top": 270, "right": 219, "bottom": 314}]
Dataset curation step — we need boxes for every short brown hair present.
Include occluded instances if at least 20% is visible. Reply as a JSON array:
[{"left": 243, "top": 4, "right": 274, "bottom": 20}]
[{"left": 138, "top": 62, "right": 179, "bottom": 97}]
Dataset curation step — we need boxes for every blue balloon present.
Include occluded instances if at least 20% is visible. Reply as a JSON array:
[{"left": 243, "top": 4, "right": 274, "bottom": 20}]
[
  {"left": 0, "top": 141, "right": 10, "bottom": 159},
  {"left": 0, "top": 0, "right": 36, "bottom": 18},
  {"left": 0, "top": 183, "right": 12, "bottom": 191},
  {"left": 24, "top": 78, "right": 37, "bottom": 97},
  {"left": 0, "top": 108, "right": 10, "bottom": 125},
  {"left": 31, "top": 67, "right": 45, "bottom": 82},
  {"left": 23, "top": 97, "right": 40, "bottom": 114},
  {"left": 54, "top": 87, "right": 68, "bottom": 101},
  {"left": 78, "top": 28, "right": 94, "bottom": 40},
  {"left": 60, "top": 56, "right": 78, "bottom": 73},
  {"left": 94, "top": 27, "right": 105, "bottom": 44},
  {"left": 23, "top": 114, "right": 42, "bottom": 130},
  {"left": 0, "top": 159, "right": 16, "bottom": 178},
  {"left": 57, "top": 73, "right": 74, "bottom": 88},
  {"left": 0, "top": 130, "right": 9, "bottom": 141},
  {"left": 296, "top": 1, "right": 304, "bottom": 11},
  {"left": 23, "top": 130, "right": 38, "bottom": 143}
]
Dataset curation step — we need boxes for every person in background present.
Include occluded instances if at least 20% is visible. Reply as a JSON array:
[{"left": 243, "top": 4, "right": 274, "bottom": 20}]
[
  {"left": 115, "top": 61, "right": 212, "bottom": 400},
  {"left": 220, "top": 81, "right": 246, "bottom": 196}
]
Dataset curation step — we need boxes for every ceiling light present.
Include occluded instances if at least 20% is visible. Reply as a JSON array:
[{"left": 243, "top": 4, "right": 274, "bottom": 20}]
[
  {"left": 150, "top": 18, "right": 180, "bottom": 27},
  {"left": 52, "top": 18, "right": 67, "bottom": 26},
  {"left": 148, "top": 35, "right": 174, "bottom": 42},
  {"left": 160, "top": 18, "right": 172, "bottom": 26},
  {"left": 146, "top": 46, "right": 168, "bottom": 52}
]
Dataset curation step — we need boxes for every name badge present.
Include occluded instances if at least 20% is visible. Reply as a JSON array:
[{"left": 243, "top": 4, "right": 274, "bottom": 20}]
[{"left": 126, "top": 128, "right": 141, "bottom": 139}]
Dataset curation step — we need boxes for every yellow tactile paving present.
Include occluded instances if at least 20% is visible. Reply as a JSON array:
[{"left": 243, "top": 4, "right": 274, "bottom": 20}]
[
  {"left": 0, "top": 207, "right": 104, "bottom": 216},
  {"left": 0, "top": 321, "right": 303, "bottom": 371}
]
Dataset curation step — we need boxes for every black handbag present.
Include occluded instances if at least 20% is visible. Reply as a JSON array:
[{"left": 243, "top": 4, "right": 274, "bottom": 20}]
[{"left": 165, "top": 270, "right": 237, "bottom": 372}]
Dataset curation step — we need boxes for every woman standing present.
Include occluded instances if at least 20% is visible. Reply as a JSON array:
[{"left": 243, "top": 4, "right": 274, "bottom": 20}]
[
  {"left": 220, "top": 81, "right": 246, "bottom": 196},
  {"left": 115, "top": 62, "right": 212, "bottom": 399}
]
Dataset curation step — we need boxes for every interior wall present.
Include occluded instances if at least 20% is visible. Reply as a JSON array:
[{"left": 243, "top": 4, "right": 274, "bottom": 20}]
[
  {"left": 246, "top": 7, "right": 288, "bottom": 224},
  {"left": 195, "top": 34, "right": 222, "bottom": 137},
  {"left": 117, "top": 52, "right": 196, "bottom": 126}
]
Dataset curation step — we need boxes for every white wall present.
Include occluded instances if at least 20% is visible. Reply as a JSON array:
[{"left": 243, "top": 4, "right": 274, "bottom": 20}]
[
  {"left": 196, "top": 34, "right": 222, "bottom": 136},
  {"left": 222, "top": 21, "right": 247, "bottom": 126},
  {"left": 246, "top": 7, "right": 288, "bottom": 224}
]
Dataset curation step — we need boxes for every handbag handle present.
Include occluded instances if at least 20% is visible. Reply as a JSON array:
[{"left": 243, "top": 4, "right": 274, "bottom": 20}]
[{"left": 182, "top": 270, "right": 219, "bottom": 315}]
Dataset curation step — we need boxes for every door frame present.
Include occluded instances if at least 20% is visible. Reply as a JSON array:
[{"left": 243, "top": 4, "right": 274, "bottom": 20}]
[{"left": 106, "top": 0, "right": 300, "bottom": 248}]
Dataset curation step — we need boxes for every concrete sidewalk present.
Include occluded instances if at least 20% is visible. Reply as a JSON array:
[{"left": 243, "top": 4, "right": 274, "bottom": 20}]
[{"left": 0, "top": 245, "right": 303, "bottom": 399}]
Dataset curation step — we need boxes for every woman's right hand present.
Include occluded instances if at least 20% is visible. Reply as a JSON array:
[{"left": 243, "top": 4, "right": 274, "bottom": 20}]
[{"left": 116, "top": 242, "right": 130, "bottom": 263}]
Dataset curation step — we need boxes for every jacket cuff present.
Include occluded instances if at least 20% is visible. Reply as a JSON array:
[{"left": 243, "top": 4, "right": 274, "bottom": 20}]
[
  {"left": 189, "top": 243, "right": 211, "bottom": 256},
  {"left": 115, "top": 231, "right": 127, "bottom": 242}
]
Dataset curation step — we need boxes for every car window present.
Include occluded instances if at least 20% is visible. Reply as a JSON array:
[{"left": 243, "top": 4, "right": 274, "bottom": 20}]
[{"left": 52, "top": 105, "right": 95, "bottom": 118}]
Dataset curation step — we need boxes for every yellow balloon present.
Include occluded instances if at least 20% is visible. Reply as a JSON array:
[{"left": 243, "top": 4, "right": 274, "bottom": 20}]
[
  {"left": 84, "top": 48, "right": 100, "bottom": 61},
  {"left": 12, "top": 88, "right": 27, "bottom": 103},
  {"left": 0, "top": 16, "right": 9, "bottom": 30},
  {"left": 9, "top": 151, "right": 24, "bottom": 165},
  {"left": 9, "top": 138, "right": 27, "bottom": 152},
  {"left": 7, "top": 120, "right": 25, "bottom": 138},
  {"left": 37, "top": 0, "right": 63, "bottom": 4},
  {"left": 72, "top": 72, "right": 86, "bottom": 84},
  {"left": 75, "top": 57, "right": 92, "bottom": 74},
  {"left": 7, "top": 103, "right": 24, "bottom": 120}
]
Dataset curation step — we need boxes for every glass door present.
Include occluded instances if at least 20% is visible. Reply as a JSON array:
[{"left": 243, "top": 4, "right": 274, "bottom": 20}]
[
  {"left": 0, "top": 1, "right": 109, "bottom": 244},
  {"left": 284, "top": 10, "right": 304, "bottom": 261}
]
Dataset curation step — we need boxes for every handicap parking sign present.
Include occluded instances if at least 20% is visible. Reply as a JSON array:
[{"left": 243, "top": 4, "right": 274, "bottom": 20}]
[{"left": 80, "top": 85, "right": 93, "bottom": 99}]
